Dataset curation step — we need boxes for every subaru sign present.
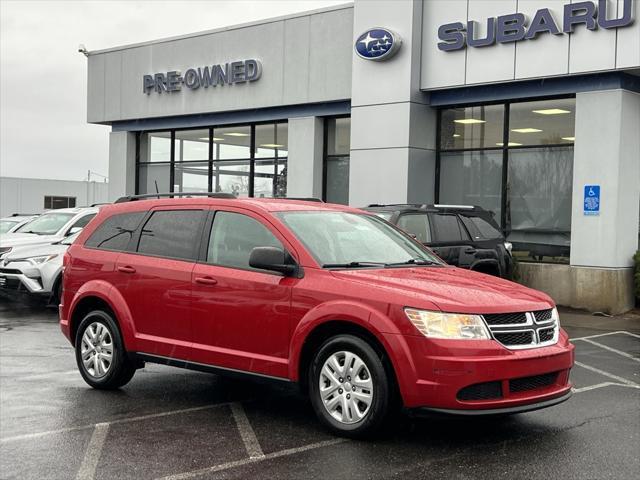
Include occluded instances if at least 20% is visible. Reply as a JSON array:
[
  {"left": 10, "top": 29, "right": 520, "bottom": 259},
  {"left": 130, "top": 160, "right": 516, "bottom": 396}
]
[
  {"left": 584, "top": 185, "right": 601, "bottom": 216},
  {"left": 355, "top": 28, "right": 402, "bottom": 61},
  {"left": 437, "top": 0, "right": 634, "bottom": 51}
]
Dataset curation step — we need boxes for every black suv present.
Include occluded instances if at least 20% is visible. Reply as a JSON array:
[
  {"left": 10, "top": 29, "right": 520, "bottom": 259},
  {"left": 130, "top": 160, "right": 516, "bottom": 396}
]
[{"left": 363, "top": 204, "right": 512, "bottom": 278}]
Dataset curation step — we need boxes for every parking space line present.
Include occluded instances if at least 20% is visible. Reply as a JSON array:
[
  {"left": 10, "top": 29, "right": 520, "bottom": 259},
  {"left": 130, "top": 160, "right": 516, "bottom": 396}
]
[
  {"left": 75, "top": 423, "right": 109, "bottom": 480},
  {"left": 574, "top": 361, "right": 639, "bottom": 387},
  {"left": 575, "top": 338, "right": 640, "bottom": 363},
  {"left": 230, "top": 402, "right": 264, "bottom": 459},
  {"left": 0, "top": 402, "right": 232, "bottom": 443},
  {"left": 572, "top": 331, "right": 640, "bottom": 341},
  {"left": 0, "top": 369, "right": 79, "bottom": 381},
  {"left": 156, "top": 438, "right": 348, "bottom": 480}
]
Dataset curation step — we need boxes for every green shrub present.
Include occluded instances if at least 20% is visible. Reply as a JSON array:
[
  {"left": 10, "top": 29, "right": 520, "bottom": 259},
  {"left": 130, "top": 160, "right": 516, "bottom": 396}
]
[{"left": 634, "top": 250, "right": 640, "bottom": 304}]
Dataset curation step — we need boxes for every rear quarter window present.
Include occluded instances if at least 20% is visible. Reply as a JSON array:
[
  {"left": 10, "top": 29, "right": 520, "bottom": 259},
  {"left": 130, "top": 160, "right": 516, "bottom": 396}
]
[
  {"left": 460, "top": 215, "right": 502, "bottom": 240},
  {"left": 396, "top": 214, "right": 431, "bottom": 243},
  {"left": 137, "top": 210, "right": 205, "bottom": 261},
  {"left": 85, "top": 212, "right": 146, "bottom": 252},
  {"left": 431, "top": 214, "right": 469, "bottom": 242}
]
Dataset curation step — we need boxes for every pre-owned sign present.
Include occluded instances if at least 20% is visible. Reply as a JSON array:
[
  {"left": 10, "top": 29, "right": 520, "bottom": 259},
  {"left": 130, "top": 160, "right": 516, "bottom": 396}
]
[
  {"left": 143, "top": 59, "right": 262, "bottom": 94},
  {"left": 438, "top": 0, "right": 634, "bottom": 51}
]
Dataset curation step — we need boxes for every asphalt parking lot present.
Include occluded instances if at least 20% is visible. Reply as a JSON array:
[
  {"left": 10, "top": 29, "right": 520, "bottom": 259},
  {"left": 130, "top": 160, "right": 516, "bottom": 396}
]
[{"left": 1, "top": 294, "right": 639, "bottom": 480}]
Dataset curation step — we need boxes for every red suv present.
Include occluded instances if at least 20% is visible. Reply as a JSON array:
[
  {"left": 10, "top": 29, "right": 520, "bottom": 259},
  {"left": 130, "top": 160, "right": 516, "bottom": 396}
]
[{"left": 60, "top": 194, "right": 574, "bottom": 437}]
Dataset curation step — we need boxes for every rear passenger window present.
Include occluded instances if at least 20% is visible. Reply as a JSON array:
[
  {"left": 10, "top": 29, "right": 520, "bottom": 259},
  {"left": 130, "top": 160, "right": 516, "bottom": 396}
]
[
  {"left": 137, "top": 210, "right": 204, "bottom": 260},
  {"left": 460, "top": 215, "right": 502, "bottom": 240},
  {"left": 85, "top": 212, "right": 146, "bottom": 251},
  {"left": 396, "top": 214, "right": 431, "bottom": 243},
  {"left": 69, "top": 214, "right": 96, "bottom": 231},
  {"left": 431, "top": 214, "right": 469, "bottom": 242},
  {"left": 207, "top": 211, "right": 282, "bottom": 270}
]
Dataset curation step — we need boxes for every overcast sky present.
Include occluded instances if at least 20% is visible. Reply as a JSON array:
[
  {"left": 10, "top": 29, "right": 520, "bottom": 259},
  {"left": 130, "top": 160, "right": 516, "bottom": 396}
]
[{"left": 0, "top": 0, "right": 347, "bottom": 182}]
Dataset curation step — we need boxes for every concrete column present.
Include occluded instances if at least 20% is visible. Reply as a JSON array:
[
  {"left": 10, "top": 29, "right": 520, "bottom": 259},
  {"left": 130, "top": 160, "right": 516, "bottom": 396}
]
[
  {"left": 286, "top": 116, "right": 324, "bottom": 198},
  {"left": 108, "top": 131, "right": 136, "bottom": 201},
  {"left": 348, "top": 0, "right": 437, "bottom": 207}
]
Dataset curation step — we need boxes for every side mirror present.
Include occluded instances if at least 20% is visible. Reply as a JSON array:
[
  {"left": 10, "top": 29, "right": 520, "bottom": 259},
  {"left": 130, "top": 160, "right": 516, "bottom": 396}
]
[
  {"left": 249, "top": 246, "right": 297, "bottom": 276},
  {"left": 67, "top": 227, "right": 82, "bottom": 236}
]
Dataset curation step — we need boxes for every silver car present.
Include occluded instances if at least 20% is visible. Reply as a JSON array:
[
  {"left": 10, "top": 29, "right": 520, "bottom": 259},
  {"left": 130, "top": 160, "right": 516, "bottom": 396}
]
[{"left": 0, "top": 231, "right": 80, "bottom": 304}]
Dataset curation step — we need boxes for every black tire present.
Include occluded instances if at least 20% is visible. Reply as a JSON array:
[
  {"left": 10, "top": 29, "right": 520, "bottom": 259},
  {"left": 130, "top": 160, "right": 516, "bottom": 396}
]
[
  {"left": 308, "top": 334, "right": 390, "bottom": 438},
  {"left": 52, "top": 277, "right": 62, "bottom": 305},
  {"left": 75, "top": 310, "right": 136, "bottom": 389}
]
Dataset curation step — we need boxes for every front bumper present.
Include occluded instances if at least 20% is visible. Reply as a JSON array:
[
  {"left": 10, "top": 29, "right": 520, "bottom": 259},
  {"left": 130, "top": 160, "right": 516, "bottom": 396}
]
[
  {"left": 0, "top": 270, "right": 46, "bottom": 294},
  {"left": 384, "top": 330, "right": 575, "bottom": 411}
]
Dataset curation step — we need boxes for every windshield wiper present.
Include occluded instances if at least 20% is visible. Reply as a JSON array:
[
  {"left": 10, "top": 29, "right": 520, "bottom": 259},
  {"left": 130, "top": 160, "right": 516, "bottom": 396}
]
[
  {"left": 322, "top": 261, "right": 387, "bottom": 269},
  {"left": 20, "top": 230, "right": 45, "bottom": 235},
  {"left": 385, "top": 258, "right": 440, "bottom": 267}
]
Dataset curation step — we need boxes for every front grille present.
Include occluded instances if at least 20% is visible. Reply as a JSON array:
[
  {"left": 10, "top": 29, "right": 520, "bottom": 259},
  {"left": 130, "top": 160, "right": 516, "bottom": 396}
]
[
  {"left": 533, "top": 309, "right": 553, "bottom": 322},
  {"left": 538, "top": 327, "right": 555, "bottom": 343},
  {"left": 457, "top": 381, "right": 503, "bottom": 401},
  {"left": 0, "top": 277, "right": 22, "bottom": 289},
  {"left": 483, "top": 312, "right": 527, "bottom": 325},
  {"left": 510, "top": 372, "right": 559, "bottom": 393},
  {"left": 0, "top": 268, "right": 22, "bottom": 274},
  {"left": 494, "top": 331, "right": 534, "bottom": 346}
]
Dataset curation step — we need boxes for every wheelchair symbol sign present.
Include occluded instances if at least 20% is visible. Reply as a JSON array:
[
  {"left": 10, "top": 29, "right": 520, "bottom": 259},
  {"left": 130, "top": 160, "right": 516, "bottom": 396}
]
[{"left": 584, "top": 185, "right": 600, "bottom": 216}]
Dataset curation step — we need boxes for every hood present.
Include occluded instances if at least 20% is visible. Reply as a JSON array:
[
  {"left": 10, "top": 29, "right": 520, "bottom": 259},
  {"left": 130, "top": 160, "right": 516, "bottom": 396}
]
[
  {"left": 3, "top": 242, "right": 69, "bottom": 262},
  {"left": 331, "top": 266, "right": 553, "bottom": 314},
  {"left": 0, "top": 234, "right": 60, "bottom": 249}
]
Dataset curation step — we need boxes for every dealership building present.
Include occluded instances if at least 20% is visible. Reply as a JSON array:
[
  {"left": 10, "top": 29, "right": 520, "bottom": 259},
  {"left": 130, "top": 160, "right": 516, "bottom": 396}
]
[{"left": 85, "top": 0, "right": 639, "bottom": 313}]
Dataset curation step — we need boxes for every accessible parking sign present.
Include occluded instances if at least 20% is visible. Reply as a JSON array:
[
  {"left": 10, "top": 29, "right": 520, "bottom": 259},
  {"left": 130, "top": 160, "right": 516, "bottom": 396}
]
[{"left": 584, "top": 185, "right": 600, "bottom": 216}]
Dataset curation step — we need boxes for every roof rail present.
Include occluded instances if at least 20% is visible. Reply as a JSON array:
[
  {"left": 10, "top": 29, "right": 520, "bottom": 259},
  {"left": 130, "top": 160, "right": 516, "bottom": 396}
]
[
  {"left": 114, "top": 192, "right": 237, "bottom": 203},
  {"left": 89, "top": 203, "right": 112, "bottom": 207},
  {"left": 277, "top": 197, "right": 323, "bottom": 203},
  {"left": 11, "top": 213, "right": 39, "bottom": 217}
]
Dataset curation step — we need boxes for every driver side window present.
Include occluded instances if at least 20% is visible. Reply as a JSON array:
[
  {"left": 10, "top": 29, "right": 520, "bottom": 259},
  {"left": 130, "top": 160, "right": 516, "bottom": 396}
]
[{"left": 207, "top": 211, "right": 283, "bottom": 270}]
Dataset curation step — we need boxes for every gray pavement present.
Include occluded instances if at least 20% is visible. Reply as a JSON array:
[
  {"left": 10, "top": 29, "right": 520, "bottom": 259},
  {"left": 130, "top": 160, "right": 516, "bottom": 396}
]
[{"left": 1, "top": 293, "right": 639, "bottom": 480}]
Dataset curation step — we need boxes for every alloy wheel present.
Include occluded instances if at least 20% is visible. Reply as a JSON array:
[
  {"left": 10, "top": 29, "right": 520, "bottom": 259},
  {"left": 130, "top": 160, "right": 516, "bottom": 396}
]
[{"left": 80, "top": 321, "right": 114, "bottom": 378}]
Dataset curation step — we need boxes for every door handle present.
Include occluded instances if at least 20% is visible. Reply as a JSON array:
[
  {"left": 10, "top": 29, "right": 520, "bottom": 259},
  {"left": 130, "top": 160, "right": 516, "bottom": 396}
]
[
  {"left": 464, "top": 248, "right": 477, "bottom": 255},
  {"left": 117, "top": 265, "right": 136, "bottom": 274},
  {"left": 194, "top": 276, "right": 218, "bottom": 286}
]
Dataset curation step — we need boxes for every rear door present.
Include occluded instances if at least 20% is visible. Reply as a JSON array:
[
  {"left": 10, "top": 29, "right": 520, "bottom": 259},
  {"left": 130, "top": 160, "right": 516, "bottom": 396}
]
[
  {"left": 113, "top": 207, "right": 207, "bottom": 359},
  {"left": 190, "top": 208, "right": 295, "bottom": 378},
  {"left": 427, "top": 213, "right": 474, "bottom": 267}
]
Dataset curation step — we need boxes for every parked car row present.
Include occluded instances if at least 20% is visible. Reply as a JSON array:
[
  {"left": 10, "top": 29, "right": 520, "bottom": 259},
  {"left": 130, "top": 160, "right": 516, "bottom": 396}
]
[{"left": 0, "top": 207, "right": 99, "bottom": 304}]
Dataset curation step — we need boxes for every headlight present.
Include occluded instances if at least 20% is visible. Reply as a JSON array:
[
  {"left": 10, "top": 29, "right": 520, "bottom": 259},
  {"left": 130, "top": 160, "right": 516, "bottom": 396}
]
[
  {"left": 11, "top": 254, "right": 59, "bottom": 265},
  {"left": 551, "top": 306, "right": 560, "bottom": 326},
  {"left": 504, "top": 241, "right": 513, "bottom": 253},
  {"left": 404, "top": 308, "right": 491, "bottom": 340}
]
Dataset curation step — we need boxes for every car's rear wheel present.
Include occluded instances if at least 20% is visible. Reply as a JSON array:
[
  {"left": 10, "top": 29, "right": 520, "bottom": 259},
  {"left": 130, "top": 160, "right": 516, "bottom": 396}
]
[
  {"left": 309, "top": 335, "right": 390, "bottom": 438},
  {"left": 75, "top": 310, "right": 135, "bottom": 389}
]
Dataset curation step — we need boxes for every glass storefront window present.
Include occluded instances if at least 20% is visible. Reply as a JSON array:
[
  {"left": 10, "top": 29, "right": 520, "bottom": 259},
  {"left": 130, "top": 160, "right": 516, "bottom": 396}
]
[
  {"left": 138, "top": 163, "right": 170, "bottom": 194},
  {"left": 212, "top": 160, "right": 251, "bottom": 197},
  {"left": 255, "top": 123, "right": 288, "bottom": 159},
  {"left": 174, "top": 162, "right": 209, "bottom": 193},
  {"left": 440, "top": 105, "right": 504, "bottom": 150},
  {"left": 254, "top": 159, "right": 287, "bottom": 198},
  {"left": 509, "top": 99, "right": 575, "bottom": 146},
  {"left": 439, "top": 151, "right": 503, "bottom": 222},
  {"left": 139, "top": 132, "right": 171, "bottom": 162},
  {"left": 175, "top": 129, "right": 209, "bottom": 161},
  {"left": 214, "top": 125, "right": 251, "bottom": 160},
  {"left": 325, "top": 117, "right": 351, "bottom": 205}
]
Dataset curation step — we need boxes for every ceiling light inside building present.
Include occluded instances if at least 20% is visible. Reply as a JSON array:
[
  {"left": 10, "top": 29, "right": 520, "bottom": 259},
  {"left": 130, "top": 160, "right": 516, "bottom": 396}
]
[
  {"left": 224, "top": 132, "right": 250, "bottom": 137},
  {"left": 511, "top": 128, "right": 543, "bottom": 133},
  {"left": 532, "top": 109, "right": 571, "bottom": 115},
  {"left": 496, "top": 142, "right": 523, "bottom": 147},
  {"left": 454, "top": 119, "right": 486, "bottom": 124},
  {"left": 260, "top": 144, "right": 285, "bottom": 148},
  {"left": 562, "top": 136, "right": 576, "bottom": 141},
  {"left": 453, "top": 134, "right": 461, "bottom": 137},
  {"left": 199, "top": 137, "right": 225, "bottom": 142}
]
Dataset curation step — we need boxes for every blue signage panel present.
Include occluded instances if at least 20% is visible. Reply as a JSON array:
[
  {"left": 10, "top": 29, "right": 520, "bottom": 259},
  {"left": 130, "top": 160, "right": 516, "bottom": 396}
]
[{"left": 584, "top": 185, "right": 600, "bottom": 216}]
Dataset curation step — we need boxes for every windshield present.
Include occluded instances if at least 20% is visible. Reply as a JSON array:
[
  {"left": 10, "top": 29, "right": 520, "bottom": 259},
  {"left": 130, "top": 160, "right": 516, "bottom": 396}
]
[
  {"left": 278, "top": 211, "right": 443, "bottom": 268},
  {"left": 0, "top": 220, "right": 19, "bottom": 234},
  {"left": 16, "top": 213, "right": 74, "bottom": 235}
]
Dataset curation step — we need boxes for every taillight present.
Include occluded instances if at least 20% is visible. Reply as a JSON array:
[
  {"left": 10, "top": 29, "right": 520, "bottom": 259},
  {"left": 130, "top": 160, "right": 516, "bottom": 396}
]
[{"left": 63, "top": 252, "right": 71, "bottom": 268}]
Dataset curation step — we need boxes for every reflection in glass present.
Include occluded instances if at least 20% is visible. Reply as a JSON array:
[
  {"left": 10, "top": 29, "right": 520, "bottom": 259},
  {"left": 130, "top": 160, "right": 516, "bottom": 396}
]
[
  {"left": 138, "top": 163, "right": 170, "bottom": 194},
  {"left": 174, "top": 162, "right": 209, "bottom": 192},
  {"left": 212, "top": 160, "right": 250, "bottom": 197},
  {"left": 175, "top": 129, "right": 209, "bottom": 161},
  {"left": 327, "top": 118, "right": 351, "bottom": 156},
  {"left": 254, "top": 159, "right": 287, "bottom": 198},
  {"left": 440, "top": 105, "right": 504, "bottom": 150},
  {"left": 509, "top": 99, "right": 575, "bottom": 146},
  {"left": 507, "top": 147, "right": 573, "bottom": 261},
  {"left": 140, "top": 132, "right": 171, "bottom": 162},
  {"left": 439, "top": 151, "right": 503, "bottom": 223},
  {"left": 326, "top": 157, "right": 350, "bottom": 205},
  {"left": 214, "top": 126, "right": 251, "bottom": 160}
]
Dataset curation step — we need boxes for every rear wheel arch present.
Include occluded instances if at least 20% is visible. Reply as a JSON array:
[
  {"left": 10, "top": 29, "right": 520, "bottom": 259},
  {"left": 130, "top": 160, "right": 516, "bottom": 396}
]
[{"left": 70, "top": 296, "right": 121, "bottom": 348}]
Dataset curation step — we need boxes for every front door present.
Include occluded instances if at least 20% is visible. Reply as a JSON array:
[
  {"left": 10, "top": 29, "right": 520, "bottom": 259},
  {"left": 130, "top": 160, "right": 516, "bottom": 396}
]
[{"left": 190, "top": 208, "right": 296, "bottom": 378}]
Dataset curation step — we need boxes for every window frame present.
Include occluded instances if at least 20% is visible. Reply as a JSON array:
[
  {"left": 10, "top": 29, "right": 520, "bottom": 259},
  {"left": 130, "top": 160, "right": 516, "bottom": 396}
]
[
  {"left": 322, "top": 115, "right": 351, "bottom": 203},
  {"left": 44, "top": 196, "right": 77, "bottom": 210}
]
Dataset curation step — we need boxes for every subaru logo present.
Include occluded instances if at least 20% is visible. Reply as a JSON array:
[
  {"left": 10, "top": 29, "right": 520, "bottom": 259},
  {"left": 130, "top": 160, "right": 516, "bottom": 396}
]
[{"left": 355, "top": 28, "right": 402, "bottom": 61}]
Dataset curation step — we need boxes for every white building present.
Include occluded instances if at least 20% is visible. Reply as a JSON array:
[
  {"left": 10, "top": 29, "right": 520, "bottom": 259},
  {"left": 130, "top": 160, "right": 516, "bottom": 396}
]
[
  {"left": 0, "top": 177, "right": 109, "bottom": 217},
  {"left": 85, "top": 0, "right": 640, "bottom": 313}
]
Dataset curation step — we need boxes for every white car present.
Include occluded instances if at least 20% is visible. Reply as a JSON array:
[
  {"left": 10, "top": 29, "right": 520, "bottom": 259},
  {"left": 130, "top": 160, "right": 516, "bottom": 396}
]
[
  {"left": 0, "top": 207, "right": 98, "bottom": 260},
  {"left": 0, "top": 214, "right": 38, "bottom": 235},
  {"left": 0, "top": 231, "right": 80, "bottom": 304}
]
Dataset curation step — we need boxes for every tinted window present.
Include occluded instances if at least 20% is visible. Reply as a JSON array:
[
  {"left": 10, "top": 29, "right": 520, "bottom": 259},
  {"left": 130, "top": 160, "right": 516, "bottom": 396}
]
[
  {"left": 396, "top": 214, "right": 431, "bottom": 243},
  {"left": 460, "top": 215, "right": 503, "bottom": 240},
  {"left": 69, "top": 214, "right": 96, "bottom": 231},
  {"left": 431, "top": 214, "right": 469, "bottom": 242},
  {"left": 207, "top": 212, "right": 282, "bottom": 270},
  {"left": 85, "top": 212, "right": 146, "bottom": 251},
  {"left": 138, "top": 210, "right": 204, "bottom": 260}
]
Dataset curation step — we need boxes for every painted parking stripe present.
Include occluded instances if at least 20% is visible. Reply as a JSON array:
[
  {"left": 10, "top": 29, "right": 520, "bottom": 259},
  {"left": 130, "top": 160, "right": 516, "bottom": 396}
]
[
  {"left": 0, "top": 403, "right": 232, "bottom": 443},
  {"left": 0, "top": 369, "right": 78, "bottom": 381},
  {"left": 574, "top": 361, "right": 640, "bottom": 387},
  {"left": 156, "top": 438, "right": 348, "bottom": 480},
  {"left": 75, "top": 423, "right": 109, "bottom": 480},
  {"left": 230, "top": 402, "right": 264, "bottom": 459},
  {"left": 575, "top": 338, "right": 640, "bottom": 363},
  {"left": 572, "top": 331, "right": 640, "bottom": 341}
]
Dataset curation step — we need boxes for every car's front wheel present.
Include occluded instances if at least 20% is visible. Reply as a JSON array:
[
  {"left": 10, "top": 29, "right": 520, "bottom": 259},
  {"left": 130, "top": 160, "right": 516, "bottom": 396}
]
[
  {"left": 75, "top": 310, "right": 136, "bottom": 389},
  {"left": 309, "top": 334, "right": 390, "bottom": 438}
]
